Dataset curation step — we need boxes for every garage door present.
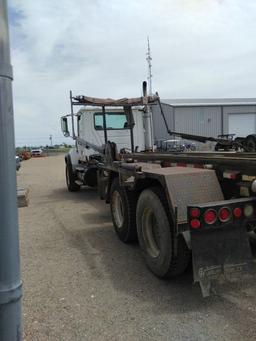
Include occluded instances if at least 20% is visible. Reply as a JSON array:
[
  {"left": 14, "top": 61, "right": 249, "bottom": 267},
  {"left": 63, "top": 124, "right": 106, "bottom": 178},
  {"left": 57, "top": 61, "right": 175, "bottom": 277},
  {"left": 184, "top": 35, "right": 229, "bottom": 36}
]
[{"left": 228, "top": 113, "right": 256, "bottom": 137}]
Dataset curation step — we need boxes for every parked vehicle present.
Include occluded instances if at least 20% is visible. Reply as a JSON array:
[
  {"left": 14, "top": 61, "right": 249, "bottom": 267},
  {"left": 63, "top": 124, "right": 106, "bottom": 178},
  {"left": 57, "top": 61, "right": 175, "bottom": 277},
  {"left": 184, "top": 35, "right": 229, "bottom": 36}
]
[
  {"left": 15, "top": 155, "right": 21, "bottom": 171},
  {"left": 31, "top": 149, "right": 43, "bottom": 157},
  {"left": 61, "top": 82, "right": 256, "bottom": 297},
  {"left": 157, "top": 139, "right": 197, "bottom": 152}
]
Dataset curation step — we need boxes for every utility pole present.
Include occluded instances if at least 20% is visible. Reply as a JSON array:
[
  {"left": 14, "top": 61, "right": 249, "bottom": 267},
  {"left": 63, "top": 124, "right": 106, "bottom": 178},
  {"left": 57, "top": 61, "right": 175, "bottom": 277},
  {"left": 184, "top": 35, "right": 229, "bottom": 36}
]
[
  {"left": 146, "top": 36, "right": 153, "bottom": 95},
  {"left": 49, "top": 134, "right": 53, "bottom": 147},
  {"left": 0, "top": 1, "right": 22, "bottom": 340}
]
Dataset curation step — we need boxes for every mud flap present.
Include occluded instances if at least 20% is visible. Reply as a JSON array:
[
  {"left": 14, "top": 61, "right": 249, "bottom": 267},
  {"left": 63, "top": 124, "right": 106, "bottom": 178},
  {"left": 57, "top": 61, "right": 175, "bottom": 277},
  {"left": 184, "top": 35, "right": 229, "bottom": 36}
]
[{"left": 191, "top": 222, "right": 255, "bottom": 297}]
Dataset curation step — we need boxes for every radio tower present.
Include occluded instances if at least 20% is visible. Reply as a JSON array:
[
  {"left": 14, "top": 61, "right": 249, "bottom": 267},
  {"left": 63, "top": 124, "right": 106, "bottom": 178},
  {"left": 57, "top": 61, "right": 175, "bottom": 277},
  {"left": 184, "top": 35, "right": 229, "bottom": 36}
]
[{"left": 146, "top": 36, "right": 153, "bottom": 95}]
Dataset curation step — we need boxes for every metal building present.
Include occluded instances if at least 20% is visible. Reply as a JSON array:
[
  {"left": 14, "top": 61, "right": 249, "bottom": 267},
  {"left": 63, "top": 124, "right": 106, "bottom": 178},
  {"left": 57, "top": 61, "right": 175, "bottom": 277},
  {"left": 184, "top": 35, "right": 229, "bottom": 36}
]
[{"left": 151, "top": 99, "right": 256, "bottom": 143}]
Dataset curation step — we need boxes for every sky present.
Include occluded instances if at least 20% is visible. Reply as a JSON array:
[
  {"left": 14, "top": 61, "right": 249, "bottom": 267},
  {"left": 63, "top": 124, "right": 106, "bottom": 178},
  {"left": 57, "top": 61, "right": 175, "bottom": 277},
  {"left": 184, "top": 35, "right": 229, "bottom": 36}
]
[{"left": 7, "top": 0, "right": 256, "bottom": 146}]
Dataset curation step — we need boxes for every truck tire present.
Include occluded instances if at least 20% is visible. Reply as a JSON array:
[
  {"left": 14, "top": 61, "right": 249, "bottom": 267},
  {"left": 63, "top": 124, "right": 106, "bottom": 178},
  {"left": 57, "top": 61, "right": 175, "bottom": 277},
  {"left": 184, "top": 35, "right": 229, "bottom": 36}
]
[
  {"left": 136, "top": 187, "right": 190, "bottom": 278},
  {"left": 110, "top": 178, "right": 137, "bottom": 243},
  {"left": 65, "top": 159, "right": 80, "bottom": 192}
]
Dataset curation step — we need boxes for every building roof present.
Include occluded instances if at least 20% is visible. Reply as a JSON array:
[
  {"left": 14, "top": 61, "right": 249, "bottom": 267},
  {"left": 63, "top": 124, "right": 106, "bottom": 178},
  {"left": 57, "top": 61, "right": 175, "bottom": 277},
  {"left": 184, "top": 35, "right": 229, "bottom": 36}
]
[{"left": 161, "top": 98, "right": 256, "bottom": 107}]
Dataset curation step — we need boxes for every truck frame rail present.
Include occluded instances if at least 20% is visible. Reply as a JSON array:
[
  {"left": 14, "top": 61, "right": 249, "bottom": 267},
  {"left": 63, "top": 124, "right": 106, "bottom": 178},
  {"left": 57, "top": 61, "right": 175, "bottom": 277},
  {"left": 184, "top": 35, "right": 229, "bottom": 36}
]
[{"left": 122, "top": 151, "right": 256, "bottom": 175}]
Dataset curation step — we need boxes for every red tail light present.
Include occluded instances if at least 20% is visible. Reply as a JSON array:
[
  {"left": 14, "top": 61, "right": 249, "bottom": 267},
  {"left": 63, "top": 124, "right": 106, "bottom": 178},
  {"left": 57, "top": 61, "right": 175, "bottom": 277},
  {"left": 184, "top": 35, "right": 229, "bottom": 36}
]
[
  {"left": 190, "top": 219, "right": 200, "bottom": 229},
  {"left": 218, "top": 207, "right": 231, "bottom": 222},
  {"left": 233, "top": 207, "right": 242, "bottom": 218},
  {"left": 190, "top": 207, "right": 200, "bottom": 218},
  {"left": 204, "top": 209, "right": 217, "bottom": 225}
]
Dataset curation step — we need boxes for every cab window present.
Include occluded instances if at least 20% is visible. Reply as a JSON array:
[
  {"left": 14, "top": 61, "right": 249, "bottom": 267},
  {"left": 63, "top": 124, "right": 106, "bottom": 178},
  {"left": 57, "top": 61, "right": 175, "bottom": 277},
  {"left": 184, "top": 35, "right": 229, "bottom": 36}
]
[{"left": 94, "top": 112, "right": 128, "bottom": 130}]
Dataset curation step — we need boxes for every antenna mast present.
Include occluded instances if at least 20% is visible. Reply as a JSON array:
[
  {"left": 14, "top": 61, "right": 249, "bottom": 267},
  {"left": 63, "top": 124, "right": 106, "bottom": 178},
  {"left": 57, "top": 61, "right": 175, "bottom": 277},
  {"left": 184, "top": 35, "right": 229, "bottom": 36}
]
[{"left": 146, "top": 37, "right": 153, "bottom": 95}]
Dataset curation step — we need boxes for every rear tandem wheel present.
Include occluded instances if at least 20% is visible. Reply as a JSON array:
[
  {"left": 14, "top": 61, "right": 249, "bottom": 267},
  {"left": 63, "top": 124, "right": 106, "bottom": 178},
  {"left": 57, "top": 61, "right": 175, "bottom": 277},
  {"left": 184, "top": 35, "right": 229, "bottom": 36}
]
[{"left": 136, "top": 187, "right": 190, "bottom": 278}]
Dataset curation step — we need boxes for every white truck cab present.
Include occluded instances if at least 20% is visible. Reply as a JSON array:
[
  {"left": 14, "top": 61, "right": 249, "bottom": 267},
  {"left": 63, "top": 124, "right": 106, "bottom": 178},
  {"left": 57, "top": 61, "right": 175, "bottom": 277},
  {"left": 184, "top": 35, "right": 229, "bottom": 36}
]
[
  {"left": 76, "top": 106, "right": 146, "bottom": 162},
  {"left": 61, "top": 91, "right": 155, "bottom": 191}
]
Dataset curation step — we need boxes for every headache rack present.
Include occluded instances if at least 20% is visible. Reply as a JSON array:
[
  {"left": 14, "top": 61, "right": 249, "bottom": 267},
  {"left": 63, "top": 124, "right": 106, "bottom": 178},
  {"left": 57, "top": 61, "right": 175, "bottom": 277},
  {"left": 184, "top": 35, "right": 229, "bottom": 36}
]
[
  {"left": 67, "top": 82, "right": 159, "bottom": 153},
  {"left": 71, "top": 94, "right": 159, "bottom": 107}
]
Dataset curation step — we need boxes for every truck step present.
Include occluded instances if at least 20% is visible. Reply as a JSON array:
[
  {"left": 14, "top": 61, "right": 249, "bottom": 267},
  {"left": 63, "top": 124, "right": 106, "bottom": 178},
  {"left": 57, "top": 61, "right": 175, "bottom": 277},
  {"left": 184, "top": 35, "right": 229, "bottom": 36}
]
[
  {"left": 75, "top": 166, "right": 86, "bottom": 172},
  {"left": 75, "top": 180, "right": 84, "bottom": 186}
]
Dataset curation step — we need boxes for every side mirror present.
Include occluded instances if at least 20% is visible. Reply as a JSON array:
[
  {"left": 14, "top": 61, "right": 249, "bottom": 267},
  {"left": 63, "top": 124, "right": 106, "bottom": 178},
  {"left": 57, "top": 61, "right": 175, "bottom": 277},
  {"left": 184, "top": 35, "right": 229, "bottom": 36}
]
[{"left": 61, "top": 116, "right": 70, "bottom": 137}]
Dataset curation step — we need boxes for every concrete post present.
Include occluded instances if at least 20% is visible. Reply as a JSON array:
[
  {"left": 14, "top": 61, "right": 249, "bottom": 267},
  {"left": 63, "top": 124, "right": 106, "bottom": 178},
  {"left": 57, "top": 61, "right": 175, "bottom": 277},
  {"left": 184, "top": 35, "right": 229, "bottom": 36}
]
[{"left": 0, "top": 0, "right": 23, "bottom": 339}]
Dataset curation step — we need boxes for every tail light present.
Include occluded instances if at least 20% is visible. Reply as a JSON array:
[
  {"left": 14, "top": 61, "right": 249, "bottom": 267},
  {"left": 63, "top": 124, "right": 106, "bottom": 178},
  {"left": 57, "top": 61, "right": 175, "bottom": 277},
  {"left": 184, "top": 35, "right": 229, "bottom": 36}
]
[
  {"left": 218, "top": 207, "right": 231, "bottom": 222},
  {"left": 189, "top": 199, "right": 256, "bottom": 231},
  {"left": 233, "top": 207, "right": 242, "bottom": 218},
  {"left": 189, "top": 207, "right": 201, "bottom": 229},
  {"left": 190, "top": 219, "right": 201, "bottom": 229},
  {"left": 190, "top": 207, "right": 200, "bottom": 218},
  {"left": 204, "top": 209, "right": 217, "bottom": 225}
]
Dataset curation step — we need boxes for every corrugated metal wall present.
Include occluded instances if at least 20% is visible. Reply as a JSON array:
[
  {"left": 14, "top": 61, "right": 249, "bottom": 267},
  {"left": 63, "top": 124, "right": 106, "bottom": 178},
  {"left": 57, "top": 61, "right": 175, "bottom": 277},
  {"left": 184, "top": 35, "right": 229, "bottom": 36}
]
[
  {"left": 174, "top": 106, "right": 222, "bottom": 137},
  {"left": 152, "top": 102, "right": 256, "bottom": 143}
]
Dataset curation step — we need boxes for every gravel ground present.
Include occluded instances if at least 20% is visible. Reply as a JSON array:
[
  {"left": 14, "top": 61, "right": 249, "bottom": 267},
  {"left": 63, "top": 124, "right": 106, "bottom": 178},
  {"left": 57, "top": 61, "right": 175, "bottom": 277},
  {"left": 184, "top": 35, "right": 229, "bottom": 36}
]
[{"left": 17, "top": 155, "right": 256, "bottom": 341}]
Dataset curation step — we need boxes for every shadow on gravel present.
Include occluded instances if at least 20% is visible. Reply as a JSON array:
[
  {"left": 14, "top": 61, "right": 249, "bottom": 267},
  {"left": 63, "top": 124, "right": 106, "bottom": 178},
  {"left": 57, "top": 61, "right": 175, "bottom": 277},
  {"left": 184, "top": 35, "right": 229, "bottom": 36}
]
[
  {"left": 55, "top": 201, "right": 256, "bottom": 339},
  {"left": 48, "top": 186, "right": 100, "bottom": 204},
  {"left": 80, "top": 211, "right": 111, "bottom": 225},
  {"left": 53, "top": 215, "right": 256, "bottom": 340},
  {"left": 67, "top": 222, "right": 227, "bottom": 314},
  {"left": 50, "top": 183, "right": 256, "bottom": 330}
]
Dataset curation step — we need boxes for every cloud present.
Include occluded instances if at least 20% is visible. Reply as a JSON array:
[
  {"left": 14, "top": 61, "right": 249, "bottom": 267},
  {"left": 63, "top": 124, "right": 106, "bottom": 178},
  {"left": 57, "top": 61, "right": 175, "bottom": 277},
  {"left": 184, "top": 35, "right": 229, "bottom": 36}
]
[{"left": 7, "top": 0, "right": 256, "bottom": 145}]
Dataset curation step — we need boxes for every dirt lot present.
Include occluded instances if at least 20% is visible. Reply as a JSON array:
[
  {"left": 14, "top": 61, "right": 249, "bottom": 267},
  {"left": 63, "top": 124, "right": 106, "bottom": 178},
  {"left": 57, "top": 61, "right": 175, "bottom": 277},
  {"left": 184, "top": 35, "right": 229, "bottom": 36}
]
[{"left": 18, "top": 155, "right": 256, "bottom": 340}]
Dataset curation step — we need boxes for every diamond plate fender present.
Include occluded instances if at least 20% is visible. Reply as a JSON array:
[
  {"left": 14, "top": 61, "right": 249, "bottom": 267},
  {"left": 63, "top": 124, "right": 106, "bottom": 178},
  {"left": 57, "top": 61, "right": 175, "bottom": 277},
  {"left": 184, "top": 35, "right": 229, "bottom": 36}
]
[{"left": 143, "top": 166, "right": 223, "bottom": 224}]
